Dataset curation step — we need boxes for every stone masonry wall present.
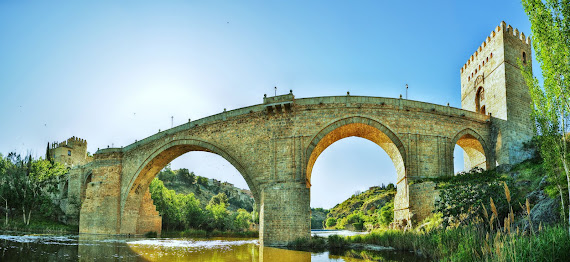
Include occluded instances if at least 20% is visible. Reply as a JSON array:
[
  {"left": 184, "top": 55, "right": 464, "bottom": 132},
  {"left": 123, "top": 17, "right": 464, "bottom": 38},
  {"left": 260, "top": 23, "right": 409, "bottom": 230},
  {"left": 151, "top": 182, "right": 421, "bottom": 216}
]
[
  {"left": 135, "top": 189, "right": 162, "bottom": 235},
  {"left": 79, "top": 152, "right": 123, "bottom": 235}
]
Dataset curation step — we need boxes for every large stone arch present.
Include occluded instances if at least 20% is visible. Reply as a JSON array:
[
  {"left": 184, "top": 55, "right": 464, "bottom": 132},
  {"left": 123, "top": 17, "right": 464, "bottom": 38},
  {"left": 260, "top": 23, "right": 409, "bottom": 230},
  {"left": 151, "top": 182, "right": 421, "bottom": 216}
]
[
  {"left": 450, "top": 128, "right": 491, "bottom": 171},
  {"left": 119, "top": 138, "right": 257, "bottom": 234},
  {"left": 305, "top": 116, "right": 406, "bottom": 185},
  {"left": 304, "top": 116, "right": 410, "bottom": 221}
]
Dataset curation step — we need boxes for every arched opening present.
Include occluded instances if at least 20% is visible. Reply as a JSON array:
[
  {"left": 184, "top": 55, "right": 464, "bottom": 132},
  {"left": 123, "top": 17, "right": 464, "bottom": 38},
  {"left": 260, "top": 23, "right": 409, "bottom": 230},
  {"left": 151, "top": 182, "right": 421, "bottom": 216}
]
[
  {"left": 522, "top": 52, "right": 527, "bottom": 64},
  {"left": 475, "top": 87, "right": 485, "bottom": 114},
  {"left": 452, "top": 129, "right": 488, "bottom": 173},
  {"left": 81, "top": 171, "right": 92, "bottom": 203},
  {"left": 306, "top": 118, "right": 408, "bottom": 226},
  {"left": 310, "top": 137, "right": 397, "bottom": 231},
  {"left": 121, "top": 140, "right": 258, "bottom": 235}
]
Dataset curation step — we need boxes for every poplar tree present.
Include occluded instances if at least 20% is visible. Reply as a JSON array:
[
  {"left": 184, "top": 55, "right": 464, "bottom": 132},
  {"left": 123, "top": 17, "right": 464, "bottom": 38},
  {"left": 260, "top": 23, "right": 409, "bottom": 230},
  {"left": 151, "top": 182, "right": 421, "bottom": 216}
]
[{"left": 521, "top": 0, "right": 570, "bottom": 231}]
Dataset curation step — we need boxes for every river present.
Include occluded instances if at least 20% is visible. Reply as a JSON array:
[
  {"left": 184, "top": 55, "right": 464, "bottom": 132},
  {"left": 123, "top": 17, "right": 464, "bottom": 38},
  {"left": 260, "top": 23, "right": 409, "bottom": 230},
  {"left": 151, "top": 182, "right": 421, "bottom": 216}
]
[{"left": 0, "top": 230, "right": 427, "bottom": 261}]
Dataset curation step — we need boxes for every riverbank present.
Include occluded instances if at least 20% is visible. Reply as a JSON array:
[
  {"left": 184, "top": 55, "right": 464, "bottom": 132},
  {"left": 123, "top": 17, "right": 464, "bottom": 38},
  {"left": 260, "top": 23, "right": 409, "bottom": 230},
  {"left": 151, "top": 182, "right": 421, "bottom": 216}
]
[
  {"left": 289, "top": 225, "right": 570, "bottom": 261},
  {"left": 0, "top": 219, "right": 78, "bottom": 234}
]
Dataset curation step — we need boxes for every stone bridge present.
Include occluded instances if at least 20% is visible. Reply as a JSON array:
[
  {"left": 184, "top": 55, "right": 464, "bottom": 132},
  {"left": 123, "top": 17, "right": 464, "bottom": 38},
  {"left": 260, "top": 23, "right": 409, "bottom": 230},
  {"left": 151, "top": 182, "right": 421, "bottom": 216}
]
[
  {"left": 73, "top": 22, "right": 534, "bottom": 247},
  {"left": 77, "top": 92, "right": 513, "bottom": 246}
]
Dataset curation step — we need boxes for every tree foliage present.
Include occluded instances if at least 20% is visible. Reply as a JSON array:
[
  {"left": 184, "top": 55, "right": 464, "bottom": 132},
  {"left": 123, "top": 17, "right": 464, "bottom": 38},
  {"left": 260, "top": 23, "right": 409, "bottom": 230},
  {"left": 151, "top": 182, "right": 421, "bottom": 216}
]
[
  {"left": 521, "top": 0, "right": 570, "bottom": 230},
  {"left": 0, "top": 153, "right": 67, "bottom": 226},
  {"left": 324, "top": 185, "right": 396, "bottom": 231},
  {"left": 148, "top": 177, "right": 254, "bottom": 232}
]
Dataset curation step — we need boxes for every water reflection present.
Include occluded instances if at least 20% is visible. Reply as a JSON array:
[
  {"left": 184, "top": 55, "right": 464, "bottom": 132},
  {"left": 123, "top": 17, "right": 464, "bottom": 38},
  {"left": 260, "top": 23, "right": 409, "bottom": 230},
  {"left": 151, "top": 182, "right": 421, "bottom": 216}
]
[{"left": 0, "top": 231, "right": 427, "bottom": 261}]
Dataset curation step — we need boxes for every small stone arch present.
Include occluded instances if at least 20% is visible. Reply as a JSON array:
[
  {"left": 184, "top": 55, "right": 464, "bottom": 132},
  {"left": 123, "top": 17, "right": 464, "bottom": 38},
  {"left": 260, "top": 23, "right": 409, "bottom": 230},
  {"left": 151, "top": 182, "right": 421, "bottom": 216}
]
[
  {"left": 83, "top": 171, "right": 93, "bottom": 186},
  {"left": 450, "top": 128, "right": 491, "bottom": 171},
  {"left": 80, "top": 171, "right": 93, "bottom": 203}
]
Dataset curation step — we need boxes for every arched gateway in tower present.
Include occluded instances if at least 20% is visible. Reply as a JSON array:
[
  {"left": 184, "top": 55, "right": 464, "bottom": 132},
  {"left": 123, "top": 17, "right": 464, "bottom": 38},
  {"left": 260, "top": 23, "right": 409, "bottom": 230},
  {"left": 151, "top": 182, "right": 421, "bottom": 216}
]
[{"left": 65, "top": 21, "right": 533, "bottom": 246}]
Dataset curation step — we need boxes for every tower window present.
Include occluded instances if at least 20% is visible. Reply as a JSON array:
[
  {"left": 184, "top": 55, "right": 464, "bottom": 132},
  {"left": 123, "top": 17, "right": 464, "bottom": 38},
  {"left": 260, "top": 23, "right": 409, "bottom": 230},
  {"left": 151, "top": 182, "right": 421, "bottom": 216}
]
[
  {"left": 522, "top": 52, "right": 527, "bottom": 64},
  {"left": 68, "top": 150, "right": 71, "bottom": 156}
]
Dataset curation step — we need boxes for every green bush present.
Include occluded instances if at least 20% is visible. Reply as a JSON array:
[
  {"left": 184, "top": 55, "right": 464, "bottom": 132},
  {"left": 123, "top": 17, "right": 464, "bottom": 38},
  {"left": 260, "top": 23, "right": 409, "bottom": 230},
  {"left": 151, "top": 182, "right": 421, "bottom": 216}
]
[
  {"left": 378, "top": 202, "right": 393, "bottom": 227},
  {"left": 326, "top": 217, "right": 337, "bottom": 228}
]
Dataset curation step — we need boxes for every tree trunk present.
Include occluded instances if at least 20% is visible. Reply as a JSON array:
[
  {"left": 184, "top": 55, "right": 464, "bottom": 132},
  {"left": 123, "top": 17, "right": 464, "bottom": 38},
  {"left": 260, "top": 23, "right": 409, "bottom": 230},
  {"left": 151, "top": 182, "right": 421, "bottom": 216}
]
[
  {"left": 26, "top": 209, "right": 32, "bottom": 226},
  {"left": 561, "top": 159, "right": 570, "bottom": 234},
  {"left": 22, "top": 207, "right": 26, "bottom": 224},
  {"left": 559, "top": 184, "right": 566, "bottom": 224},
  {"left": 4, "top": 198, "right": 7, "bottom": 226}
]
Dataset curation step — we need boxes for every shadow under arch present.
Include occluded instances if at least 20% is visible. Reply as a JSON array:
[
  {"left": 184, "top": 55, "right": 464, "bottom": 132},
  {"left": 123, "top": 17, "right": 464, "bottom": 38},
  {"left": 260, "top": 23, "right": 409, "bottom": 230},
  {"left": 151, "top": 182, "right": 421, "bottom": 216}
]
[
  {"left": 304, "top": 116, "right": 410, "bottom": 220},
  {"left": 120, "top": 138, "right": 257, "bottom": 234},
  {"left": 450, "top": 128, "right": 491, "bottom": 171}
]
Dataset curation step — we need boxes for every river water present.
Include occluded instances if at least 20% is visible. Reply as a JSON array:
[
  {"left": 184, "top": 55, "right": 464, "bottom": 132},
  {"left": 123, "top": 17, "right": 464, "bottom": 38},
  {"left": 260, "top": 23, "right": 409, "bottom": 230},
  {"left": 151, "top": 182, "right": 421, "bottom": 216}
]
[{"left": 0, "top": 230, "right": 426, "bottom": 261}]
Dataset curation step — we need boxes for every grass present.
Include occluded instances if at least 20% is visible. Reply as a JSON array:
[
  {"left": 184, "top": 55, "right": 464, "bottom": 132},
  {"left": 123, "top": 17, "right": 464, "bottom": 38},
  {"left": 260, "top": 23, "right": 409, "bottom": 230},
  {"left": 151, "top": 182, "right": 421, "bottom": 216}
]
[{"left": 288, "top": 225, "right": 570, "bottom": 261}]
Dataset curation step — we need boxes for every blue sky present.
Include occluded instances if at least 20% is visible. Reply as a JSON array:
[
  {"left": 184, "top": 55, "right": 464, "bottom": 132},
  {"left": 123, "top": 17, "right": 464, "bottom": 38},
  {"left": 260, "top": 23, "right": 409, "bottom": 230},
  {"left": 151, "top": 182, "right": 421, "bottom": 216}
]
[{"left": 0, "top": 1, "right": 536, "bottom": 209}]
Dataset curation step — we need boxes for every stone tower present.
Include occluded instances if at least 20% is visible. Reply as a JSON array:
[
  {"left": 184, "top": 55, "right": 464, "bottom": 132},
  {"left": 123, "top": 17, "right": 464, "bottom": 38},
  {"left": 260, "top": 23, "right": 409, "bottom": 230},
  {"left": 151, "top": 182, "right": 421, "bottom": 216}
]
[
  {"left": 460, "top": 21, "right": 533, "bottom": 167},
  {"left": 49, "top": 136, "right": 93, "bottom": 168}
]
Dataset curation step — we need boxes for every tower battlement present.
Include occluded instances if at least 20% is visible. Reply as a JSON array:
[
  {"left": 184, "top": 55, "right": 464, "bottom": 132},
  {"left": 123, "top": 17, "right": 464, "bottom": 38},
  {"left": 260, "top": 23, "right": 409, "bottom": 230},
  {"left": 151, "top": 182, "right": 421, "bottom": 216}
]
[
  {"left": 49, "top": 136, "right": 92, "bottom": 168},
  {"left": 460, "top": 21, "right": 531, "bottom": 83},
  {"left": 52, "top": 136, "right": 87, "bottom": 149}
]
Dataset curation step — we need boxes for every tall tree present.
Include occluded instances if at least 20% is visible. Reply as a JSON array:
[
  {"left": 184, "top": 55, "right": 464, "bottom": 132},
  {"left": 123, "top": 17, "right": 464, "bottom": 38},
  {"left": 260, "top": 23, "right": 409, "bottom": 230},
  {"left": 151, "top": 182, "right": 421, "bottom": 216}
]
[
  {"left": 521, "top": 0, "right": 570, "bottom": 231},
  {"left": 46, "top": 142, "right": 52, "bottom": 163}
]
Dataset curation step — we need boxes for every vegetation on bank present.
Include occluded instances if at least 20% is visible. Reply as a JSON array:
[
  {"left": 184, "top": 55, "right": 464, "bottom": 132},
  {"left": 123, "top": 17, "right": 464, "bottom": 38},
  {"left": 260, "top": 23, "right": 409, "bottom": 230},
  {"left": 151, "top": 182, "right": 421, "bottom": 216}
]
[
  {"left": 310, "top": 208, "right": 329, "bottom": 229},
  {"left": 156, "top": 164, "right": 255, "bottom": 212},
  {"left": 520, "top": 0, "right": 570, "bottom": 231},
  {"left": 0, "top": 219, "right": 78, "bottom": 234},
  {"left": 0, "top": 153, "right": 72, "bottom": 230},
  {"left": 292, "top": 158, "right": 570, "bottom": 261},
  {"left": 149, "top": 167, "right": 258, "bottom": 233},
  {"left": 323, "top": 184, "right": 396, "bottom": 231}
]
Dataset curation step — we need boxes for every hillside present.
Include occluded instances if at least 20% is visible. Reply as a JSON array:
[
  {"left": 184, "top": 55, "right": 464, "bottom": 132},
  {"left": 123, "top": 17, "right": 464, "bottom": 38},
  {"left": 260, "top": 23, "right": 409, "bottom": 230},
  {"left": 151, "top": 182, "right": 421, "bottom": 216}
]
[
  {"left": 323, "top": 184, "right": 396, "bottom": 231},
  {"left": 156, "top": 166, "right": 255, "bottom": 212}
]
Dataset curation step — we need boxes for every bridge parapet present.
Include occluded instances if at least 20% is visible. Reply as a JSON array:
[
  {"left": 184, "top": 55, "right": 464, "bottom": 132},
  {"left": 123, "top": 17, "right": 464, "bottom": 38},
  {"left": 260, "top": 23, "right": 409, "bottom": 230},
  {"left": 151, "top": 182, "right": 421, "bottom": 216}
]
[
  {"left": 96, "top": 95, "right": 489, "bottom": 156},
  {"left": 296, "top": 96, "right": 489, "bottom": 122}
]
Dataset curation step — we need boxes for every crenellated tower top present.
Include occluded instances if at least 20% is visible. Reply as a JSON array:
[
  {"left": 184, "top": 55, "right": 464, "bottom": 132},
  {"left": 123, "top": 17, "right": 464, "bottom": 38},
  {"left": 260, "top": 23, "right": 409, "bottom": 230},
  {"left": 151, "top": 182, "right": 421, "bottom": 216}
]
[
  {"left": 49, "top": 136, "right": 92, "bottom": 168},
  {"left": 460, "top": 21, "right": 531, "bottom": 78}
]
